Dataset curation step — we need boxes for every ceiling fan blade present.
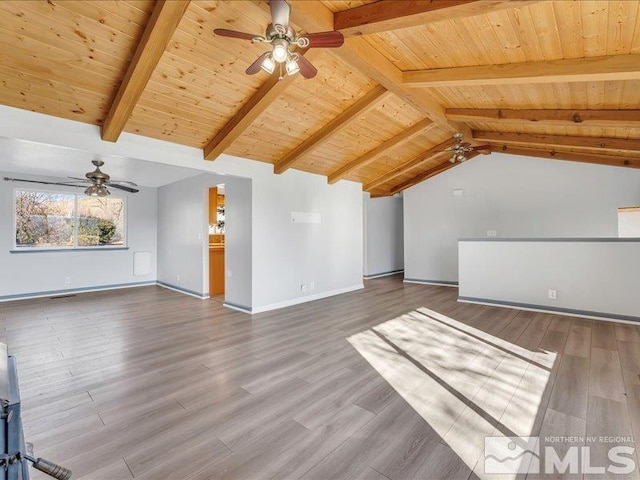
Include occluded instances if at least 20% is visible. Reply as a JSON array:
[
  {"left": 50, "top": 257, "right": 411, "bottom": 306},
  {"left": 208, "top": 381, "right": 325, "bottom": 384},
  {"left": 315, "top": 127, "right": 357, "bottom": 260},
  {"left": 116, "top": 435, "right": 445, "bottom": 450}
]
[
  {"left": 68, "top": 176, "right": 91, "bottom": 182},
  {"left": 296, "top": 54, "right": 317, "bottom": 79},
  {"left": 299, "top": 31, "right": 344, "bottom": 48},
  {"left": 213, "top": 28, "right": 257, "bottom": 41},
  {"left": 246, "top": 52, "right": 270, "bottom": 75},
  {"left": 3, "top": 177, "right": 83, "bottom": 188},
  {"left": 471, "top": 144, "right": 491, "bottom": 152},
  {"left": 107, "top": 183, "right": 139, "bottom": 194},
  {"left": 109, "top": 180, "right": 139, "bottom": 187},
  {"left": 270, "top": 0, "right": 290, "bottom": 29}
]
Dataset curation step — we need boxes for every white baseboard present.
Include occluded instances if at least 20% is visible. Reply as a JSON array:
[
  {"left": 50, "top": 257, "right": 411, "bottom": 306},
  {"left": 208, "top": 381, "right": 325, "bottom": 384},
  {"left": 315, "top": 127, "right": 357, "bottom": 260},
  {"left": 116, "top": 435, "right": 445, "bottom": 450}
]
[
  {"left": 403, "top": 278, "right": 459, "bottom": 288},
  {"left": 156, "top": 281, "right": 209, "bottom": 299},
  {"left": 251, "top": 284, "right": 364, "bottom": 314},
  {"left": 0, "top": 281, "right": 156, "bottom": 302},
  {"left": 223, "top": 302, "right": 252, "bottom": 314},
  {"left": 458, "top": 297, "right": 640, "bottom": 326},
  {"left": 363, "top": 270, "right": 404, "bottom": 279}
]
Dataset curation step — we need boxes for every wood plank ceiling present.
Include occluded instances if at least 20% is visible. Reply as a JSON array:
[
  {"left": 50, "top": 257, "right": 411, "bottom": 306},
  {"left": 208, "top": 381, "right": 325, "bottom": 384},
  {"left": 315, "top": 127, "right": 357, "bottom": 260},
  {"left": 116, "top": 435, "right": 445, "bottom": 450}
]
[{"left": 1, "top": 0, "right": 640, "bottom": 195}]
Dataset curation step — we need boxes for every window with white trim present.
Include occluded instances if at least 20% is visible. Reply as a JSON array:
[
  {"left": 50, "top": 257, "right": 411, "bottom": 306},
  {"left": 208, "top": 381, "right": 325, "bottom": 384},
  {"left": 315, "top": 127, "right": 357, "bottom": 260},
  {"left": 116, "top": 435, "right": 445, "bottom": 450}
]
[{"left": 14, "top": 189, "right": 126, "bottom": 249}]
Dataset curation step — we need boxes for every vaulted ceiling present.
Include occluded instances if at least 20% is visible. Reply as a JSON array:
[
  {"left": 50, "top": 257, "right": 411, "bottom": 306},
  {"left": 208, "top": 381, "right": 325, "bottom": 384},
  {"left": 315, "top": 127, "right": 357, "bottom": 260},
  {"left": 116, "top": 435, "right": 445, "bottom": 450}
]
[{"left": 1, "top": 0, "right": 640, "bottom": 196}]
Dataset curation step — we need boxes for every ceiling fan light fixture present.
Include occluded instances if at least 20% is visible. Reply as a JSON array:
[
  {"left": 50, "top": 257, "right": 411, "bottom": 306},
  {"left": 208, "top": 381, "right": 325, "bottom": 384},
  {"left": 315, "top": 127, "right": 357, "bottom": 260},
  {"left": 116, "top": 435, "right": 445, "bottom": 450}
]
[
  {"left": 261, "top": 54, "right": 276, "bottom": 74},
  {"left": 85, "top": 185, "right": 110, "bottom": 197},
  {"left": 271, "top": 39, "right": 288, "bottom": 63},
  {"left": 285, "top": 54, "right": 299, "bottom": 75}
]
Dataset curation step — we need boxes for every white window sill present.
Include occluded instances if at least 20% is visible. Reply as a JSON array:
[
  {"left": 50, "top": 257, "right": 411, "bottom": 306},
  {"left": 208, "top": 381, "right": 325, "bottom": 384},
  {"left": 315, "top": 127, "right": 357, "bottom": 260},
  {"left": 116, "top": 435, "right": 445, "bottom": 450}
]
[{"left": 10, "top": 247, "right": 129, "bottom": 253}]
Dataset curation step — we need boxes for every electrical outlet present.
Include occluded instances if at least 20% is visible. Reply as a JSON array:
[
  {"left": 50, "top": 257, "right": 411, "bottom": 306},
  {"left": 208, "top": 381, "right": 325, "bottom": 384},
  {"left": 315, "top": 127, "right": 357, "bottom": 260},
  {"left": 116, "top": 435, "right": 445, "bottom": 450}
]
[
  {"left": 309, "top": 282, "right": 315, "bottom": 291},
  {"left": 301, "top": 284, "right": 307, "bottom": 293},
  {"left": 548, "top": 289, "right": 557, "bottom": 300},
  {"left": 487, "top": 230, "right": 498, "bottom": 237},
  {"left": 177, "top": 274, "right": 181, "bottom": 282},
  {"left": 64, "top": 277, "right": 71, "bottom": 284}
]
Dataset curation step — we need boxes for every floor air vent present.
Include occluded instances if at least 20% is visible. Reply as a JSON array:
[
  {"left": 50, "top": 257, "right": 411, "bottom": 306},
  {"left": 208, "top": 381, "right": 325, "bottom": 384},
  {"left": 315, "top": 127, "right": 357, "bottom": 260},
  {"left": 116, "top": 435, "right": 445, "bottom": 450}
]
[{"left": 49, "top": 294, "right": 77, "bottom": 300}]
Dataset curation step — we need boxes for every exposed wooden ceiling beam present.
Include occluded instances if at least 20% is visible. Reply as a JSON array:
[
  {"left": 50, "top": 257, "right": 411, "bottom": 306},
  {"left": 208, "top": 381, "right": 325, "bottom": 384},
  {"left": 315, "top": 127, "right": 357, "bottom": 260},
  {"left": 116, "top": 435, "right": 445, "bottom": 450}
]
[
  {"left": 102, "top": 0, "right": 190, "bottom": 142},
  {"left": 473, "top": 130, "right": 640, "bottom": 154},
  {"left": 204, "top": 51, "right": 322, "bottom": 160},
  {"left": 490, "top": 144, "right": 640, "bottom": 169},
  {"left": 327, "top": 118, "right": 434, "bottom": 184},
  {"left": 446, "top": 108, "right": 640, "bottom": 128},
  {"left": 403, "top": 53, "right": 640, "bottom": 88},
  {"left": 369, "top": 192, "right": 391, "bottom": 199},
  {"left": 389, "top": 152, "right": 480, "bottom": 195},
  {"left": 364, "top": 138, "right": 454, "bottom": 191},
  {"left": 288, "top": 1, "right": 448, "bottom": 125},
  {"left": 273, "top": 85, "right": 390, "bottom": 174},
  {"left": 334, "top": 1, "right": 529, "bottom": 37},
  {"left": 204, "top": 74, "right": 289, "bottom": 160}
]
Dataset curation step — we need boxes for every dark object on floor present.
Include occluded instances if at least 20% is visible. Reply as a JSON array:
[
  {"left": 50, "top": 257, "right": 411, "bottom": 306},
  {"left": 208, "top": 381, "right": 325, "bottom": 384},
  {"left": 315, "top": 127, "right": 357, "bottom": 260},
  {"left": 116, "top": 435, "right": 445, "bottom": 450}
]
[{"left": 0, "top": 343, "right": 72, "bottom": 480}]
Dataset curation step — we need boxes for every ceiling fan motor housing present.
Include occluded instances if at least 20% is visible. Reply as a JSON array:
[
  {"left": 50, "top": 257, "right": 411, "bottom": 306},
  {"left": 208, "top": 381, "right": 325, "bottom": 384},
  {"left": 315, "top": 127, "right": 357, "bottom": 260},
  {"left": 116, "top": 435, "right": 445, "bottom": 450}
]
[{"left": 86, "top": 161, "right": 110, "bottom": 184}]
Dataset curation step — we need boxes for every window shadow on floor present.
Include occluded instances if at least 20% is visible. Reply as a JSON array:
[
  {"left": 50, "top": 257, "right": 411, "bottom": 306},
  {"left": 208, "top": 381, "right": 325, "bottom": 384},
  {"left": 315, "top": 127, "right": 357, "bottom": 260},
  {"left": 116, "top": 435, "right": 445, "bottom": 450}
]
[{"left": 347, "top": 307, "right": 559, "bottom": 479}]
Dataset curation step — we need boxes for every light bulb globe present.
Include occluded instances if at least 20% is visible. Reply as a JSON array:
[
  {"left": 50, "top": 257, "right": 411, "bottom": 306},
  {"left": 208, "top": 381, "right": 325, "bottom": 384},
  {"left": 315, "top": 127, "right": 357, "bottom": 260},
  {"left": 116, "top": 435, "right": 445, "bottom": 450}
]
[
  {"left": 261, "top": 55, "right": 275, "bottom": 74},
  {"left": 285, "top": 55, "right": 300, "bottom": 75},
  {"left": 272, "top": 40, "right": 288, "bottom": 63},
  {"left": 85, "top": 185, "right": 99, "bottom": 197}
]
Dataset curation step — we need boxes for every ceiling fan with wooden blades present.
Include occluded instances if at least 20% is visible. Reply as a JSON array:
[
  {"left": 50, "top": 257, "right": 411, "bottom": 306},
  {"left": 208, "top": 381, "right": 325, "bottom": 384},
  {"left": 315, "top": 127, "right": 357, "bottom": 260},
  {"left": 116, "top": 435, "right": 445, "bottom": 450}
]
[
  {"left": 447, "top": 133, "right": 490, "bottom": 163},
  {"left": 3, "top": 160, "right": 139, "bottom": 196},
  {"left": 214, "top": 0, "right": 344, "bottom": 79}
]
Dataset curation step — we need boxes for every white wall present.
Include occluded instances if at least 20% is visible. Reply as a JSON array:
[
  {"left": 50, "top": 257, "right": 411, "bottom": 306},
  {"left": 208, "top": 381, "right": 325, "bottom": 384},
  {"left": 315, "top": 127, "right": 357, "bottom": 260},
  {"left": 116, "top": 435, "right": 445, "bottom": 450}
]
[
  {"left": 459, "top": 239, "right": 640, "bottom": 320},
  {"left": 0, "top": 106, "right": 364, "bottom": 312},
  {"left": 248, "top": 160, "right": 363, "bottom": 311},
  {"left": 157, "top": 173, "right": 253, "bottom": 309},
  {"left": 0, "top": 171, "right": 157, "bottom": 299},
  {"left": 404, "top": 154, "right": 640, "bottom": 283},
  {"left": 363, "top": 193, "right": 404, "bottom": 277}
]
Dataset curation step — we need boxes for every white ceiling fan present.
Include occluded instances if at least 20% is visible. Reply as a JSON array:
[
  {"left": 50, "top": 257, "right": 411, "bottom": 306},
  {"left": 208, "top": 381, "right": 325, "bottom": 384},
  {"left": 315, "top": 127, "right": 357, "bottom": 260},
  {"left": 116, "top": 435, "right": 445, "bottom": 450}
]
[{"left": 4, "top": 160, "right": 139, "bottom": 196}]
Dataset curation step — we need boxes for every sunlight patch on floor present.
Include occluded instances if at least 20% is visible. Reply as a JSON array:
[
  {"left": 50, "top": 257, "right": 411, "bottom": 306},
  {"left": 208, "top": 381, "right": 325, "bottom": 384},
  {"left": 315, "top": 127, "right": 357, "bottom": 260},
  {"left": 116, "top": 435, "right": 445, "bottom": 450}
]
[{"left": 347, "top": 307, "right": 557, "bottom": 480}]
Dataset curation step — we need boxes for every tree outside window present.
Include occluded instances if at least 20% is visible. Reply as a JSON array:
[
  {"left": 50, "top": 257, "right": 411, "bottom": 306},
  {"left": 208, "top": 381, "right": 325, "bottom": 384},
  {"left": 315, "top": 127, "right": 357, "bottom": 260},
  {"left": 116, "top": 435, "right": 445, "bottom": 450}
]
[{"left": 15, "top": 190, "right": 126, "bottom": 249}]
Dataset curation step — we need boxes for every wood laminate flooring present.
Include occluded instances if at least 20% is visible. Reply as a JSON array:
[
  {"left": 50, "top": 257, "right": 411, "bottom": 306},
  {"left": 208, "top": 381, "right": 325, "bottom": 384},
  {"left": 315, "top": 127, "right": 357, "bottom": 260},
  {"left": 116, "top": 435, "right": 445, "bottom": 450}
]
[{"left": 1, "top": 275, "right": 639, "bottom": 479}]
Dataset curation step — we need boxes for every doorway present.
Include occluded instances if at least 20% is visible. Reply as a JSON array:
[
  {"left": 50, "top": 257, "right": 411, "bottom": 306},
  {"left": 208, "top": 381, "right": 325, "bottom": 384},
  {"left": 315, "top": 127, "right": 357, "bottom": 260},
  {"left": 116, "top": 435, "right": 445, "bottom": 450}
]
[{"left": 209, "top": 184, "right": 225, "bottom": 297}]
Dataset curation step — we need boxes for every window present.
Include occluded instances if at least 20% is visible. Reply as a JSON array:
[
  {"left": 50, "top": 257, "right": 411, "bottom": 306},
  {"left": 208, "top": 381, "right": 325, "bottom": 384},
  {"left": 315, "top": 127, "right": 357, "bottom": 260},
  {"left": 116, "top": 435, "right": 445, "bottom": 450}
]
[
  {"left": 14, "top": 189, "right": 126, "bottom": 249},
  {"left": 618, "top": 207, "right": 640, "bottom": 238}
]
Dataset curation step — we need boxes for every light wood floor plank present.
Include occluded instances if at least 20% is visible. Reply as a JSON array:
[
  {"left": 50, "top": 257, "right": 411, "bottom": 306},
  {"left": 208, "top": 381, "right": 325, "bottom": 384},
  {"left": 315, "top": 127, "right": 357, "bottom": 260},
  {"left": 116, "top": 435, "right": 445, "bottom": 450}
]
[
  {"left": 563, "top": 322, "right": 591, "bottom": 358},
  {"left": 547, "top": 355, "right": 590, "bottom": 420},
  {"left": 589, "top": 347, "right": 626, "bottom": 402},
  {"left": 592, "top": 321, "right": 618, "bottom": 350}
]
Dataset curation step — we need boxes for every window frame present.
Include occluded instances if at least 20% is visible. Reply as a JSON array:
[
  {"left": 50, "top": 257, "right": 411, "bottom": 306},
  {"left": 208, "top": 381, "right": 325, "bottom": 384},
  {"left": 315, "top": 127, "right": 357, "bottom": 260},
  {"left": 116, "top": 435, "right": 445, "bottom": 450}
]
[{"left": 12, "top": 187, "right": 128, "bottom": 252}]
